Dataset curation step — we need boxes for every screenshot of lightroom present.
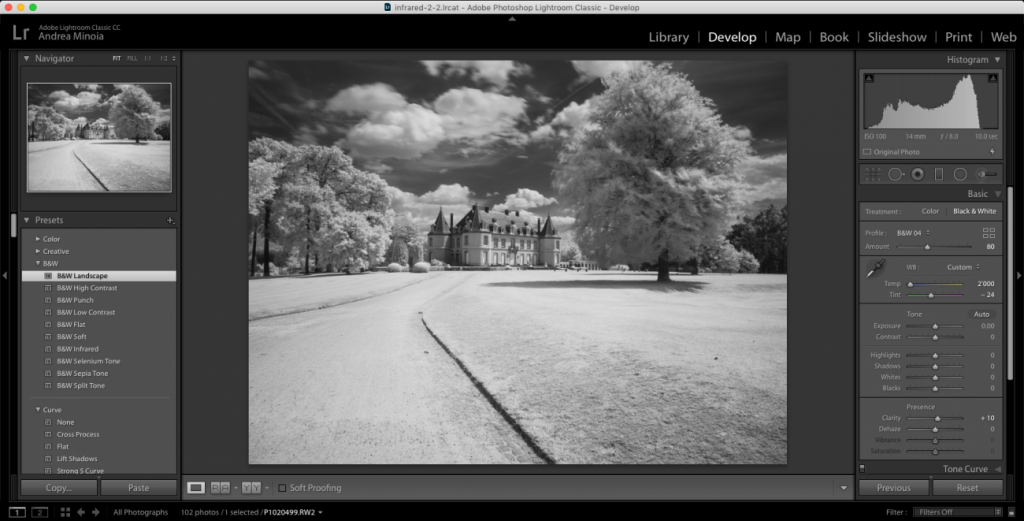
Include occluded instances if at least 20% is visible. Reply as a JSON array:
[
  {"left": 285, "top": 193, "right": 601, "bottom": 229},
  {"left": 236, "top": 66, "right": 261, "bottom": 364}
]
[{"left": 1, "top": 0, "right": 1021, "bottom": 514}]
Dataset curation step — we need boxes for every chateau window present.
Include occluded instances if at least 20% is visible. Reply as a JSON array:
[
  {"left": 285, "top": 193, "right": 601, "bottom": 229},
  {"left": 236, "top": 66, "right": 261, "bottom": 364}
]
[
  {"left": 464, "top": 235, "right": 469, "bottom": 246},
  {"left": 520, "top": 240, "right": 524, "bottom": 249},
  {"left": 556, "top": 241, "right": 560, "bottom": 249},
  {"left": 428, "top": 238, "right": 432, "bottom": 247},
  {"left": 484, "top": 235, "right": 489, "bottom": 246},
  {"left": 501, "top": 239, "right": 506, "bottom": 248}
]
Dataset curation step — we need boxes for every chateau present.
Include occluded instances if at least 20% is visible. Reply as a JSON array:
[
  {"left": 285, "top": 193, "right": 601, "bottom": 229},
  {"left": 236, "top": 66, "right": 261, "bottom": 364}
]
[
  {"left": 427, "top": 204, "right": 562, "bottom": 267},
  {"left": 75, "top": 122, "right": 115, "bottom": 140}
]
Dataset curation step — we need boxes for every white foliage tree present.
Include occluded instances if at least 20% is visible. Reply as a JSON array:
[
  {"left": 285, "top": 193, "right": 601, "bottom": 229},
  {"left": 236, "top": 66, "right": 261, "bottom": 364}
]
[
  {"left": 553, "top": 62, "right": 752, "bottom": 281},
  {"left": 108, "top": 85, "right": 160, "bottom": 143}
]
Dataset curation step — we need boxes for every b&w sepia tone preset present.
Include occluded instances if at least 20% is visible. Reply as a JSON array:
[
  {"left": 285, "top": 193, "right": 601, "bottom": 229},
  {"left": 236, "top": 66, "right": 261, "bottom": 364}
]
[
  {"left": 247, "top": 60, "right": 788, "bottom": 465},
  {"left": 27, "top": 83, "right": 172, "bottom": 192}
]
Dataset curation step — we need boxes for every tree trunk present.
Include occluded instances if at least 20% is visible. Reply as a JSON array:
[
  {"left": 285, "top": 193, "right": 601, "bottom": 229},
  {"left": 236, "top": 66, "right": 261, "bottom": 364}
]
[
  {"left": 135, "top": 136, "right": 140, "bottom": 144},
  {"left": 657, "top": 250, "right": 671, "bottom": 282},
  {"left": 304, "top": 209, "right": 311, "bottom": 275},
  {"left": 691, "top": 256, "right": 699, "bottom": 275},
  {"left": 263, "top": 202, "right": 272, "bottom": 277},
  {"left": 250, "top": 218, "right": 259, "bottom": 277}
]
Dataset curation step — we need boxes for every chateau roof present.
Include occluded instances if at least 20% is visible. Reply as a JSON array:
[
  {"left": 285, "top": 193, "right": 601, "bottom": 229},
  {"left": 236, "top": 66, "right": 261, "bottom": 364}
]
[
  {"left": 453, "top": 205, "right": 548, "bottom": 236},
  {"left": 430, "top": 207, "right": 450, "bottom": 234},
  {"left": 539, "top": 214, "right": 558, "bottom": 237}
]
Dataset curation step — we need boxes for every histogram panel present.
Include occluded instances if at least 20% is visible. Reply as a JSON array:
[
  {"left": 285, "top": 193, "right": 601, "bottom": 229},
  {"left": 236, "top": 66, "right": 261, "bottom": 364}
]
[{"left": 865, "top": 73, "right": 998, "bottom": 129}]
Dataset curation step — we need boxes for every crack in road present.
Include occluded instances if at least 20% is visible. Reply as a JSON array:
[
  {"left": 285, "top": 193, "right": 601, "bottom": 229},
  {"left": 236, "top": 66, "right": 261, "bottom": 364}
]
[
  {"left": 421, "top": 315, "right": 555, "bottom": 465},
  {"left": 72, "top": 144, "right": 110, "bottom": 191}
]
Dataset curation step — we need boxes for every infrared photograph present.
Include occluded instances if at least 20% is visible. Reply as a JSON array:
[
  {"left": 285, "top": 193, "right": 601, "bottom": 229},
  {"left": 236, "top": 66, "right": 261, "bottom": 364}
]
[
  {"left": 27, "top": 83, "right": 172, "bottom": 192},
  {"left": 247, "top": 59, "right": 788, "bottom": 465}
]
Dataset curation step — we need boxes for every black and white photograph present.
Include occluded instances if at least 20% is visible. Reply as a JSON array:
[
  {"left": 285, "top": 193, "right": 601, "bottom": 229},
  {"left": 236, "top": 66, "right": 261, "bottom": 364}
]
[
  {"left": 27, "top": 83, "right": 172, "bottom": 192},
  {"left": 247, "top": 59, "right": 788, "bottom": 464}
]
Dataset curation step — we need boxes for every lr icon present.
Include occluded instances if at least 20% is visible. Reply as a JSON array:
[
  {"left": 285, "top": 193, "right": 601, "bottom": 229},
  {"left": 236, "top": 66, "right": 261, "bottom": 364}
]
[
  {"left": 384, "top": 3, "right": 391, "bottom": 11},
  {"left": 13, "top": 25, "right": 29, "bottom": 40}
]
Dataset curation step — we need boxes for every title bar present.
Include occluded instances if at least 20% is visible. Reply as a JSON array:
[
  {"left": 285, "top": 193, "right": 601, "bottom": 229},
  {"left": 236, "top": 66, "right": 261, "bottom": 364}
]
[{"left": 7, "top": 1, "right": 1023, "bottom": 15}]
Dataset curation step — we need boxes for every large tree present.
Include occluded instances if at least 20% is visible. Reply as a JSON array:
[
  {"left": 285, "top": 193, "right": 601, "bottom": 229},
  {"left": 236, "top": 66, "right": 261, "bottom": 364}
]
[
  {"left": 108, "top": 85, "right": 160, "bottom": 143},
  {"left": 249, "top": 138, "right": 296, "bottom": 276},
  {"left": 32, "top": 107, "right": 66, "bottom": 141},
  {"left": 272, "top": 144, "right": 392, "bottom": 274},
  {"left": 248, "top": 158, "right": 280, "bottom": 276},
  {"left": 560, "top": 238, "right": 581, "bottom": 262},
  {"left": 552, "top": 62, "right": 753, "bottom": 282},
  {"left": 726, "top": 204, "right": 788, "bottom": 274},
  {"left": 27, "top": 105, "right": 42, "bottom": 140}
]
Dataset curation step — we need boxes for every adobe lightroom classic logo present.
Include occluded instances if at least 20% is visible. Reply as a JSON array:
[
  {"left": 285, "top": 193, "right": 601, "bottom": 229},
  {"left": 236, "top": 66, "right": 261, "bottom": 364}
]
[{"left": 384, "top": 3, "right": 391, "bottom": 11}]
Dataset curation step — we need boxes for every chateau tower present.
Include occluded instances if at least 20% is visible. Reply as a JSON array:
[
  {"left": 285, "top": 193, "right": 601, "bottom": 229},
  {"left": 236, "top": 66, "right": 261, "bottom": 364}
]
[
  {"left": 426, "top": 207, "right": 451, "bottom": 264},
  {"left": 537, "top": 213, "right": 561, "bottom": 267}
]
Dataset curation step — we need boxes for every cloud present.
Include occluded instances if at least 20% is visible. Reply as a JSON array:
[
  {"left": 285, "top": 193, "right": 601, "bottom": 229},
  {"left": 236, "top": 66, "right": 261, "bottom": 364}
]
[
  {"left": 570, "top": 61, "right": 636, "bottom": 80},
  {"left": 524, "top": 85, "right": 552, "bottom": 104},
  {"left": 93, "top": 118, "right": 109, "bottom": 125},
  {"left": 112, "top": 84, "right": 134, "bottom": 91},
  {"left": 499, "top": 188, "right": 558, "bottom": 209},
  {"left": 421, "top": 60, "right": 531, "bottom": 89},
  {"left": 360, "top": 159, "right": 393, "bottom": 174},
  {"left": 733, "top": 125, "right": 753, "bottom": 140},
  {"left": 433, "top": 87, "right": 528, "bottom": 146},
  {"left": 48, "top": 90, "right": 104, "bottom": 111},
  {"left": 388, "top": 183, "right": 475, "bottom": 230},
  {"left": 530, "top": 99, "right": 595, "bottom": 142},
  {"left": 529, "top": 124, "right": 555, "bottom": 141},
  {"left": 72, "top": 117, "right": 87, "bottom": 124},
  {"left": 341, "top": 103, "right": 447, "bottom": 159},
  {"left": 550, "top": 216, "right": 577, "bottom": 229},
  {"left": 325, "top": 83, "right": 408, "bottom": 115},
  {"left": 248, "top": 67, "right": 269, "bottom": 80},
  {"left": 292, "top": 123, "right": 328, "bottom": 145},
  {"left": 734, "top": 153, "right": 788, "bottom": 213},
  {"left": 74, "top": 84, "right": 101, "bottom": 92}
]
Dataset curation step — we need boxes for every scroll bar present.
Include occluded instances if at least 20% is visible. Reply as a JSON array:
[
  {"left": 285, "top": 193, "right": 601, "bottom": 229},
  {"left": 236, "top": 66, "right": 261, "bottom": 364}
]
[{"left": 1009, "top": 187, "right": 1014, "bottom": 381}]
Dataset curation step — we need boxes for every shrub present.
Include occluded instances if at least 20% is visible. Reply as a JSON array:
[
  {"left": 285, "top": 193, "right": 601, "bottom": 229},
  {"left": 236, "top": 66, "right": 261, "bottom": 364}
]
[
  {"left": 407, "top": 242, "right": 424, "bottom": 265},
  {"left": 737, "top": 249, "right": 761, "bottom": 273},
  {"left": 386, "top": 239, "right": 409, "bottom": 266},
  {"left": 386, "top": 263, "right": 403, "bottom": 273},
  {"left": 430, "top": 258, "right": 444, "bottom": 266},
  {"left": 411, "top": 262, "right": 431, "bottom": 273}
]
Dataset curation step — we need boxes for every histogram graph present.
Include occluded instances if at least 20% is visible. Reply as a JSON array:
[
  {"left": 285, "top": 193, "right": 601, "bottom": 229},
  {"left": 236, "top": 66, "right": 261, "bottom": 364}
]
[{"left": 864, "top": 73, "right": 998, "bottom": 129}]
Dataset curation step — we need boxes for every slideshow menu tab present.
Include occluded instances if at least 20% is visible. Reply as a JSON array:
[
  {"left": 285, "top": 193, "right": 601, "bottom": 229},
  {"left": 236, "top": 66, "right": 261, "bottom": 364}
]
[{"left": 20, "top": 229, "right": 177, "bottom": 476}]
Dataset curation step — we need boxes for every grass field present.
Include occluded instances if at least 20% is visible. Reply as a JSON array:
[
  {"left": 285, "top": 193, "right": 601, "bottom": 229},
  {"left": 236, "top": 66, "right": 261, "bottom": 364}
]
[
  {"left": 422, "top": 271, "right": 787, "bottom": 465},
  {"left": 74, "top": 141, "right": 171, "bottom": 191},
  {"left": 248, "top": 271, "right": 441, "bottom": 320}
]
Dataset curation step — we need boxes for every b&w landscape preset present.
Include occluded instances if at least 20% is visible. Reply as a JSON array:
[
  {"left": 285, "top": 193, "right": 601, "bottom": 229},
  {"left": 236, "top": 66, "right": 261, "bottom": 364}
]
[
  {"left": 27, "top": 83, "right": 171, "bottom": 192},
  {"left": 248, "top": 60, "right": 788, "bottom": 464}
]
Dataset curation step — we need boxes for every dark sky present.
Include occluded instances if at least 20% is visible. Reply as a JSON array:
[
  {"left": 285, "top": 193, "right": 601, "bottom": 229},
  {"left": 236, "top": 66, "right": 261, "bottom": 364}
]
[
  {"left": 28, "top": 83, "right": 171, "bottom": 128},
  {"left": 248, "top": 60, "right": 787, "bottom": 231}
]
